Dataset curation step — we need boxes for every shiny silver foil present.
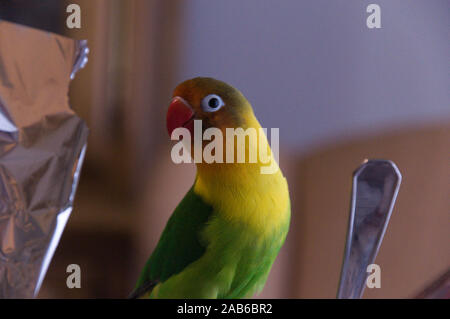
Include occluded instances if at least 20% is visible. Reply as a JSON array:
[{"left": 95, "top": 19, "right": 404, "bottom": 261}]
[{"left": 0, "top": 20, "right": 89, "bottom": 298}]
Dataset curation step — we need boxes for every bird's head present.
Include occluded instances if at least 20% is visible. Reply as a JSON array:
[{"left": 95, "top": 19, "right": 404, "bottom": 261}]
[
  {"left": 166, "top": 77, "right": 279, "bottom": 176},
  {"left": 166, "top": 77, "right": 257, "bottom": 137}
]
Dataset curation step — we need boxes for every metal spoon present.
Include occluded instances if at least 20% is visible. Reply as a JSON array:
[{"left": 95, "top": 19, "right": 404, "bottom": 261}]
[{"left": 337, "top": 159, "right": 402, "bottom": 299}]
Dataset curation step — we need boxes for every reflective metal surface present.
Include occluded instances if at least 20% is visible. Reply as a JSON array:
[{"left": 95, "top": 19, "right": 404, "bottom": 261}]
[
  {"left": 0, "top": 20, "right": 89, "bottom": 298},
  {"left": 337, "top": 159, "right": 402, "bottom": 299}
]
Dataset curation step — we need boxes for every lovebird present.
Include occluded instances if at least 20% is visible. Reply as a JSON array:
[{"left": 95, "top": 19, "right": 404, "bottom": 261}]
[{"left": 131, "top": 77, "right": 290, "bottom": 298}]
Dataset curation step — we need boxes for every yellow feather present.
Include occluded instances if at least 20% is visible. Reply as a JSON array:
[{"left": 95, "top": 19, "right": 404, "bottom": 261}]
[{"left": 194, "top": 116, "right": 290, "bottom": 238}]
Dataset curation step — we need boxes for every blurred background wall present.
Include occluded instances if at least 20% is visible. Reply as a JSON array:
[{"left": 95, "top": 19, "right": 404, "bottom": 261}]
[{"left": 0, "top": 0, "right": 448, "bottom": 298}]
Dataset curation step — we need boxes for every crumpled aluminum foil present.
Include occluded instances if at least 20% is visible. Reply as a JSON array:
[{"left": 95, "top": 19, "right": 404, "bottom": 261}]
[{"left": 0, "top": 20, "right": 89, "bottom": 298}]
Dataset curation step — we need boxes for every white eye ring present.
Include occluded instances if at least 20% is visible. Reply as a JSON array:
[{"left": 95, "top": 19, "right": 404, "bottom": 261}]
[{"left": 201, "top": 94, "right": 225, "bottom": 112}]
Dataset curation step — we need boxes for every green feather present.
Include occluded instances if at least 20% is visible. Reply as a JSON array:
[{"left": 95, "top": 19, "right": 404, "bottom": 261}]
[{"left": 132, "top": 185, "right": 213, "bottom": 297}]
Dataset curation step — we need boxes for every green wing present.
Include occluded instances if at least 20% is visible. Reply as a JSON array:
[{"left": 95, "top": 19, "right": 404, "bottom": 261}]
[{"left": 131, "top": 185, "right": 213, "bottom": 298}]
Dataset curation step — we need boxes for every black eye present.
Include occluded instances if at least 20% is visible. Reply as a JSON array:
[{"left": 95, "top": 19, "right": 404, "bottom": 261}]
[
  {"left": 208, "top": 98, "right": 220, "bottom": 108},
  {"left": 201, "top": 94, "right": 225, "bottom": 112}
]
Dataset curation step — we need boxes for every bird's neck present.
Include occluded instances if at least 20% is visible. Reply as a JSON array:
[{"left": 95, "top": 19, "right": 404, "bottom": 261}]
[
  {"left": 192, "top": 133, "right": 289, "bottom": 235},
  {"left": 193, "top": 123, "right": 283, "bottom": 204},
  {"left": 195, "top": 119, "right": 280, "bottom": 183}
]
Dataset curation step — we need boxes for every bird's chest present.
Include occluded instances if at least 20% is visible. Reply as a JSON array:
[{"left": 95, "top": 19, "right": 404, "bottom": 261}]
[
  {"left": 217, "top": 181, "right": 290, "bottom": 236},
  {"left": 195, "top": 171, "right": 290, "bottom": 256}
]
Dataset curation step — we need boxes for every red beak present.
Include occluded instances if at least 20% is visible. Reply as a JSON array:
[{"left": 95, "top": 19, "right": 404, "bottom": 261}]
[{"left": 166, "top": 97, "right": 195, "bottom": 137}]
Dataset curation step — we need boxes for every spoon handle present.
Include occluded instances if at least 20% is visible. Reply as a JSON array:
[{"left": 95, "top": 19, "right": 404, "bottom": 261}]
[{"left": 337, "top": 159, "right": 402, "bottom": 299}]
